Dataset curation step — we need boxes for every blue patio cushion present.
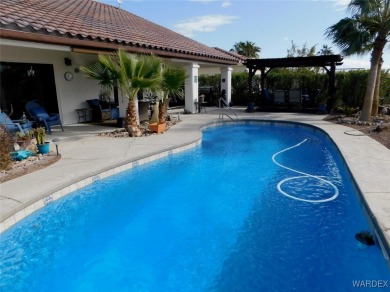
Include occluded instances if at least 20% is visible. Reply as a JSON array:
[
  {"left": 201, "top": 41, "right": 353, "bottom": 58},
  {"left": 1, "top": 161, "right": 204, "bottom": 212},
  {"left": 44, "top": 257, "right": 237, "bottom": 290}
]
[
  {"left": 11, "top": 150, "right": 32, "bottom": 161},
  {"left": 111, "top": 107, "right": 119, "bottom": 119},
  {"left": 21, "top": 121, "right": 33, "bottom": 129},
  {"left": 46, "top": 114, "right": 60, "bottom": 122},
  {"left": 30, "top": 106, "right": 50, "bottom": 121},
  {"left": 0, "top": 112, "right": 12, "bottom": 124}
]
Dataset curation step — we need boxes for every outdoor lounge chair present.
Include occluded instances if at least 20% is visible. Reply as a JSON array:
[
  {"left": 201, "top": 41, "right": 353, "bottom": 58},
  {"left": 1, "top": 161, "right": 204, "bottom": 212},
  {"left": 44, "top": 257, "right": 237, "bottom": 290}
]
[
  {"left": 274, "top": 90, "right": 286, "bottom": 104},
  {"left": 86, "top": 99, "right": 119, "bottom": 122},
  {"left": 288, "top": 89, "right": 302, "bottom": 104},
  {"left": 0, "top": 111, "right": 33, "bottom": 135},
  {"left": 25, "top": 101, "right": 64, "bottom": 134}
]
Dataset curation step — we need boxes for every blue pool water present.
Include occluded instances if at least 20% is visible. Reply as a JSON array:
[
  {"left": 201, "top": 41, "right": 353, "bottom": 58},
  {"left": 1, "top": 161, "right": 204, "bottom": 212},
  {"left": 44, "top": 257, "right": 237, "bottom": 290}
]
[{"left": 1, "top": 122, "right": 389, "bottom": 291}]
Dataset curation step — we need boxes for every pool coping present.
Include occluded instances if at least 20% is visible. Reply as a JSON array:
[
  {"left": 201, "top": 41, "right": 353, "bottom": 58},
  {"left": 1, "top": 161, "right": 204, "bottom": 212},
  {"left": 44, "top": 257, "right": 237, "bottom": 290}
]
[{"left": 1, "top": 114, "right": 389, "bottom": 261}]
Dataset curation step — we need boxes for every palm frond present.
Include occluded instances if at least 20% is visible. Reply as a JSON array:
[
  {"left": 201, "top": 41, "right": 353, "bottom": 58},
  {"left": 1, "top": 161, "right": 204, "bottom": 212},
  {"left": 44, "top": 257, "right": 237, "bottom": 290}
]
[
  {"left": 161, "top": 63, "right": 187, "bottom": 100},
  {"left": 326, "top": 17, "right": 374, "bottom": 55},
  {"left": 80, "top": 60, "right": 117, "bottom": 94}
]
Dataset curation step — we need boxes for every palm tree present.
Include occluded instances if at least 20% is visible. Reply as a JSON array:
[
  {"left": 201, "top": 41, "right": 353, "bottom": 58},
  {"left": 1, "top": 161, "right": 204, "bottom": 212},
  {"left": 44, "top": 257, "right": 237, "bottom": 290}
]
[
  {"left": 158, "top": 63, "right": 187, "bottom": 124},
  {"left": 231, "top": 41, "right": 261, "bottom": 58},
  {"left": 317, "top": 44, "right": 334, "bottom": 55},
  {"left": 80, "top": 54, "right": 120, "bottom": 97},
  {"left": 326, "top": 0, "right": 390, "bottom": 121},
  {"left": 81, "top": 50, "right": 162, "bottom": 136}
]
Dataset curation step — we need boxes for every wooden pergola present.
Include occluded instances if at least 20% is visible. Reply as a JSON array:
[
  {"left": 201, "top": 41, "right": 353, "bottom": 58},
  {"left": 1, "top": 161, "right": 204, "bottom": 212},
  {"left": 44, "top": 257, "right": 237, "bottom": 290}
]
[{"left": 244, "top": 55, "right": 344, "bottom": 101}]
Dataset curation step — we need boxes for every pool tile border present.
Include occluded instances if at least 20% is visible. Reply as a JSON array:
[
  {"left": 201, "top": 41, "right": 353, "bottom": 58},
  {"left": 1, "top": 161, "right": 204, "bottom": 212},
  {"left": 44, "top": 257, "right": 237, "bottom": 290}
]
[{"left": 0, "top": 139, "right": 202, "bottom": 233}]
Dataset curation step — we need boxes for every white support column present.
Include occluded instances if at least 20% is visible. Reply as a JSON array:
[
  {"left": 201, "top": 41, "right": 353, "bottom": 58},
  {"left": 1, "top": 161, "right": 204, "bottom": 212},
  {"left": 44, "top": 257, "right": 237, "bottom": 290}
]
[
  {"left": 220, "top": 66, "right": 233, "bottom": 105},
  {"left": 184, "top": 63, "right": 200, "bottom": 114}
]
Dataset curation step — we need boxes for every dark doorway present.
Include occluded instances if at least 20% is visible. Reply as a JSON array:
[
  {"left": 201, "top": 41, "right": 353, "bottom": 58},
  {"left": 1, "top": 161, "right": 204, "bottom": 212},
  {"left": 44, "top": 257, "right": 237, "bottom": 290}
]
[{"left": 0, "top": 62, "right": 58, "bottom": 119}]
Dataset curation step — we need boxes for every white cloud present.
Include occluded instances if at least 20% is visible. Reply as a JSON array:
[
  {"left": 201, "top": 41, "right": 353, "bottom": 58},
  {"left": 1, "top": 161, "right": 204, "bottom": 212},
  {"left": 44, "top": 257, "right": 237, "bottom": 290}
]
[
  {"left": 174, "top": 14, "right": 238, "bottom": 37},
  {"left": 222, "top": 1, "right": 231, "bottom": 7},
  {"left": 333, "top": 0, "right": 349, "bottom": 10},
  {"left": 190, "top": 0, "right": 231, "bottom": 8}
]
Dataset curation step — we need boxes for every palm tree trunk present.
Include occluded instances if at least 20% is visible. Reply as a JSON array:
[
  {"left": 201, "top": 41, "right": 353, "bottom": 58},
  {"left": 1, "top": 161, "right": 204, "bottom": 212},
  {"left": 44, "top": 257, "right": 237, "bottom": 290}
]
[
  {"left": 371, "top": 57, "right": 383, "bottom": 116},
  {"left": 360, "top": 39, "right": 386, "bottom": 122},
  {"left": 158, "top": 99, "right": 168, "bottom": 124},
  {"left": 125, "top": 99, "right": 142, "bottom": 136}
]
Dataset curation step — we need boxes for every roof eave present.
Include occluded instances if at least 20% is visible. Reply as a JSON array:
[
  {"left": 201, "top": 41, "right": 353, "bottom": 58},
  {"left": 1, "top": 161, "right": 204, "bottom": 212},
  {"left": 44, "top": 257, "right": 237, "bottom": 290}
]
[{"left": 0, "top": 29, "right": 239, "bottom": 66}]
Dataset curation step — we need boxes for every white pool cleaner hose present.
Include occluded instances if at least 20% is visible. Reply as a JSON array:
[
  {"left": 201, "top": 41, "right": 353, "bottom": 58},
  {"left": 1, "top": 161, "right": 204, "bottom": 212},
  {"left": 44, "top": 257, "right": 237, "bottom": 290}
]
[{"left": 272, "top": 139, "right": 339, "bottom": 203}]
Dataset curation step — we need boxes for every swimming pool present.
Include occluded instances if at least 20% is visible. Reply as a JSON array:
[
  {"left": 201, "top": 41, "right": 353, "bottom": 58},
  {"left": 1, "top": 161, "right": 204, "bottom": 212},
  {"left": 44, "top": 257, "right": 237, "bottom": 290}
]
[{"left": 1, "top": 122, "right": 389, "bottom": 291}]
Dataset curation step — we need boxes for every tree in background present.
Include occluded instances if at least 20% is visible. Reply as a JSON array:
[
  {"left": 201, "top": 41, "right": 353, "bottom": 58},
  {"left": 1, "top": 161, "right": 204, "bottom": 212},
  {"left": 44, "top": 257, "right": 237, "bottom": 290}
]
[
  {"left": 287, "top": 41, "right": 317, "bottom": 57},
  {"left": 317, "top": 45, "right": 334, "bottom": 55},
  {"left": 326, "top": 0, "right": 390, "bottom": 121},
  {"left": 285, "top": 41, "right": 320, "bottom": 73},
  {"left": 231, "top": 41, "right": 261, "bottom": 58}
]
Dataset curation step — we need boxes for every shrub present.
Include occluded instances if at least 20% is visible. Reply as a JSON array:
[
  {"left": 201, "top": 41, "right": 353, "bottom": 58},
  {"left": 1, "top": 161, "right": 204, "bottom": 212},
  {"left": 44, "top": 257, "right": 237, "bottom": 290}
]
[
  {"left": 0, "top": 125, "right": 13, "bottom": 171},
  {"left": 200, "top": 69, "right": 389, "bottom": 108}
]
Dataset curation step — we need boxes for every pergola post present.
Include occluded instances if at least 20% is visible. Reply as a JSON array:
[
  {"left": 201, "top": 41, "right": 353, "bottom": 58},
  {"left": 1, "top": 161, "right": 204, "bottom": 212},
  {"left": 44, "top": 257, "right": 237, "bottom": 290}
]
[
  {"left": 248, "top": 67, "right": 257, "bottom": 94},
  {"left": 327, "top": 62, "right": 337, "bottom": 112},
  {"left": 260, "top": 68, "right": 266, "bottom": 93}
]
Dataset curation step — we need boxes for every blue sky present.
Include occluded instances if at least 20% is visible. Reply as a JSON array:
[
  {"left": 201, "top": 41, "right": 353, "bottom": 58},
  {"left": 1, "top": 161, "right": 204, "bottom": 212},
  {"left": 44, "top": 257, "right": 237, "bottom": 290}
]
[{"left": 99, "top": 0, "right": 390, "bottom": 70}]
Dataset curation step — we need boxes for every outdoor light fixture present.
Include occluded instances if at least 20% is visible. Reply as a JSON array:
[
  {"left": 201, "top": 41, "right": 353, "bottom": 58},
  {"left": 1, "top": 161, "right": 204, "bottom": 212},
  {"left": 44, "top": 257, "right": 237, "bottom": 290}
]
[
  {"left": 52, "top": 138, "right": 61, "bottom": 156},
  {"left": 27, "top": 66, "right": 35, "bottom": 77},
  {"left": 64, "top": 58, "right": 72, "bottom": 66}
]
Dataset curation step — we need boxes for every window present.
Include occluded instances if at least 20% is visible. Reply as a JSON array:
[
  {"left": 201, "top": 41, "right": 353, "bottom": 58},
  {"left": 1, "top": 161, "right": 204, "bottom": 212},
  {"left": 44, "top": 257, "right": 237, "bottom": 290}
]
[{"left": 0, "top": 62, "right": 58, "bottom": 119}]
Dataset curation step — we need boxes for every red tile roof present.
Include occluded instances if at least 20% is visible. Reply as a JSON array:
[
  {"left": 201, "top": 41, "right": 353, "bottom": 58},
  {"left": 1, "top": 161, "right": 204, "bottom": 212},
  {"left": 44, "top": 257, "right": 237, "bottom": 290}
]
[
  {"left": 213, "top": 47, "right": 247, "bottom": 62},
  {"left": 0, "top": 0, "right": 239, "bottom": 65}
]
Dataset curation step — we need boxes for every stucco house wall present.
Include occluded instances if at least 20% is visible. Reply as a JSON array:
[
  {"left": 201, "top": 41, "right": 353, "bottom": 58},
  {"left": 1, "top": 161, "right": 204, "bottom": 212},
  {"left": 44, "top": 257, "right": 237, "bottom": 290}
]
[{"left": 0, "top": 41, "right": 132, "bottom": 124}]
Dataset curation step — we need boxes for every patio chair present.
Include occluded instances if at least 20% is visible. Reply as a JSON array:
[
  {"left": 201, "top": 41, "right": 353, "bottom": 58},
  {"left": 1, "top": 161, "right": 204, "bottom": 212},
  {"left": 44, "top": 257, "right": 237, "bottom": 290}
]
[
  {"left": 288, "top": 89, "right": 302, "bottom": 104},
  {"left": 25, "top": 101, "right": 64, "bottom": 134},
  {"left": 86, "top": 99, "right": 119, "bottom": 122},
  {"left": 274, "top": 90, "right": 286, "bottom": 104},
  {"left": 0, "top": 111, "right": 33, "bottom": 135}
]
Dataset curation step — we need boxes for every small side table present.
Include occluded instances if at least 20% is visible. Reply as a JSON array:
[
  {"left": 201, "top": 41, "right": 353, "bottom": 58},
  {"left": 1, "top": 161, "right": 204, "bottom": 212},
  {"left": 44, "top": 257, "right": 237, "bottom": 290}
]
[{"left": 75, "top": 108, "right": 93, "bottom": 123}]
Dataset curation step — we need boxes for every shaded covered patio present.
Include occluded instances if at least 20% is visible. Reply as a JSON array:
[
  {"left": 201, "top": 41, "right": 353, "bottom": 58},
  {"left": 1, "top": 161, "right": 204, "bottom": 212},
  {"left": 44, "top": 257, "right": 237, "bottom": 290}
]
[{"left": 244, "top": 55, "right": 344, "bottom": 111}]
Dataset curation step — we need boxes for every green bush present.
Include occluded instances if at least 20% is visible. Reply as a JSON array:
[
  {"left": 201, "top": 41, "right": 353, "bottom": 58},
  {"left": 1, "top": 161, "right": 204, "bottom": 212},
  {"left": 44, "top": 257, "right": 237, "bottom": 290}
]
[
  {"left": 200, "top": 72, "right": 261, "bottom": 106},
  {"left": 199, "top": 74, "right": 220, "bottom": 91},
  {"left": 335, "top": 70, "right": 368, "bottom": 107},
  {"left": 267, "top": 68, "right": 328, "bottom": 96},
  {"left": 200, "top": 69, "right": 389, "bottom": 108},
  {"left": 0, "top": 125, "right": 13, "bottom": 171},
  {"left": 380, "top": 71, "right": 390, "bottom": 105}
]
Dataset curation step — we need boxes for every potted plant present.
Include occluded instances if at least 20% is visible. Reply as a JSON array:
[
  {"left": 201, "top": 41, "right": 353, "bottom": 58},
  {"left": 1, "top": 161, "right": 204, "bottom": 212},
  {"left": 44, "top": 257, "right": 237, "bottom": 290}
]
[
  {"left": 316, "top": 92, "right": 329, "bottom": 114},
  {"left": 33, "top": 127, "right": 50, "bottom": 154},
  {"left": 152, "top": 63, "right": 187, "bottom": 133},
  {"left": 149, "top": 101, "right": 165, "bottom": 133}
]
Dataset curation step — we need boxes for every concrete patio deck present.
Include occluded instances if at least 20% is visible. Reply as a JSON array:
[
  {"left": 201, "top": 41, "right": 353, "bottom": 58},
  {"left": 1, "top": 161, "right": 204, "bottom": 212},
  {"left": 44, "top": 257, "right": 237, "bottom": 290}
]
[{"left": 1, "top": 107, "right": 389, "bottom": 257}]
